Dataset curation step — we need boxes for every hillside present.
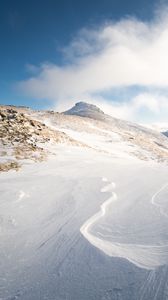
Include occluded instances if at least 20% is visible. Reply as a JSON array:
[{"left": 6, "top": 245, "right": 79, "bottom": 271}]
[
  {"left": 0, "top": 105, "right": 86, "bottom": 171},
  {"left": 1, "top": 102, "right": 168, "bottom": 300},
  {"left": 28, "top": 102, "right": 168, "bottom": 162}
]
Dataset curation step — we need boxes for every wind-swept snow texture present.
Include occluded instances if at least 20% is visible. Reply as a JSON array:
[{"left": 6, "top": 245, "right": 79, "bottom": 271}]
[
  {"left": 81, "top": 177, "right": 168, "bottom": 270},
  {"left": 1, "top": 103, "right": 168, "bottom": 300},
  {"left": 1, "top": 146, "right": 168, "bottom": 300}
]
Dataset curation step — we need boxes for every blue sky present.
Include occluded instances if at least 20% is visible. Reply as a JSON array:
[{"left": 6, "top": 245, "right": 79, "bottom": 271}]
[{"left": 1, "top": 0, "right": 168, "bottom": 124}]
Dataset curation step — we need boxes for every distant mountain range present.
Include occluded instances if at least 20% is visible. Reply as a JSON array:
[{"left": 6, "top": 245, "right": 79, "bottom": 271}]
[{"left": 163, "top": 131, "right": 168, "bottom": 137}]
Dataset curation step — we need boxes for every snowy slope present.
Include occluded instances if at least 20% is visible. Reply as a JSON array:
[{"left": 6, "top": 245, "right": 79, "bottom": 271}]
[
  {"left": 0, "top": 103, "right": 168, "bottom": 300},
  {"left": 143, "top": 122, "right": 168, "bottom": 138},
  {"left": 29, "top": 102, "right": 168, "bottom": 163}
]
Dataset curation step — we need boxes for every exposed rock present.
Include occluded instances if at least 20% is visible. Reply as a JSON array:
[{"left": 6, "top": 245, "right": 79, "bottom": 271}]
[
  {"left": 0, "top": 161, "right": 20, "bottom": 172},
  {"left": 64, "top": 101, "right": 105, "bottom": 120},
  {"left": 0, "top": 107, "right": 85, "bottom": 171}
]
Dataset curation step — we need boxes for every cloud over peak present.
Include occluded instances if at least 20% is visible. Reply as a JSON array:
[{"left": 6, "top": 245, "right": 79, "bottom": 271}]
[{"left": 16, "top": 9, "right": 168, "bottom": 123}]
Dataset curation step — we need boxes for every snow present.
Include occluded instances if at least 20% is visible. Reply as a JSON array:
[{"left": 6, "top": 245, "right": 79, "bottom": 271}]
[
  {"left": 1, "top": 143, "right": 168, "bottom": 299},
  {"left": 143, "top": 122, "right": 168, "bottom": 133},
  {"left": 1, "top": 104, "right": 168, "bottom": 299},
  {"left": 80, "top": 160, "right": 168, "bottom": 270}
]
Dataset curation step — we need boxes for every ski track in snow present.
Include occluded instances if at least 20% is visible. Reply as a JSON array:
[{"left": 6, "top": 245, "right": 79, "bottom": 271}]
[{"left": 80, "top": 178, "right": 168, "bottom": 270}]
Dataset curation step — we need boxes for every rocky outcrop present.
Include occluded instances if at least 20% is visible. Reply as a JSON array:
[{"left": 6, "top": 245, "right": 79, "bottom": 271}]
[
  {"left": 64, "top": 101, "right": 105, "bottom": 120},
  {"left": 0, "top": 107, "right": 84, "bottom": 171}
]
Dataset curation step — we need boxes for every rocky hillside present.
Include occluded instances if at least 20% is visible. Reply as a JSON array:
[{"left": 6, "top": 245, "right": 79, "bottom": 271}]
[
  {"left": 0, "top": 106, "right": 84, "bottom": 171},
  {"left": 1, "top": 103, "right": 168, "bottom": 171}
]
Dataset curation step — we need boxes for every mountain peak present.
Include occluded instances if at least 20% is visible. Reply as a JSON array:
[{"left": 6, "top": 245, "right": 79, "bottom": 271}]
[{"left": 63, "top": 101, "right": 105, "bottom": 120}]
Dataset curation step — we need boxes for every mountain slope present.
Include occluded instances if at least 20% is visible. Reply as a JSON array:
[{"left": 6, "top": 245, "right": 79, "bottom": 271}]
[
  {"left": 37, "top": 102, "right": 168, "bottom": 162},
  {"left": 0, "top": 102, "right": 168, "bottom": 171},
  {"left": 1, "top": 102, "right": 168, "bottom": 300}
]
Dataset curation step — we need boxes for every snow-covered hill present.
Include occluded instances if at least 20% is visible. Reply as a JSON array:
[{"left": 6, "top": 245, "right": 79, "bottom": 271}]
[
  {"left": 144, "top": 122, "right": 168, "bottom": 138},
  {"left": 64, "top": 101, "right": 105, "bottom": 120},
  {"left": 30, "top": 102, "right": 168, "bottom": 163},
  {"left": 1, "top": 102, "right": 168, "bottom": 170},
  {"left": 1, "top": 102, "right": 168, "bottom": 300}
]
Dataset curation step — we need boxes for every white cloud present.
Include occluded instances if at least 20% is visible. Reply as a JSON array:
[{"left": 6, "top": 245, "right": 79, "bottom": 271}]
[
  {"left": 77, "top": 93, "right": 168, "bottom": 124},
  {"left": 16, "top": 9, "right": 168, "bottom": 123}
]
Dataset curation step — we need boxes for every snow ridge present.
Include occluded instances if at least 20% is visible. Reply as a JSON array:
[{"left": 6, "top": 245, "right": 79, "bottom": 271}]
[{"left": 81, "top": 178, "right": 168, "bottom": 270}]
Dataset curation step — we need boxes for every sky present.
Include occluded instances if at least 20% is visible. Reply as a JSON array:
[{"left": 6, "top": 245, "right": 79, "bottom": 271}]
[{"left": 1, "top": 0, "right": 168, "bottom": 125}]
